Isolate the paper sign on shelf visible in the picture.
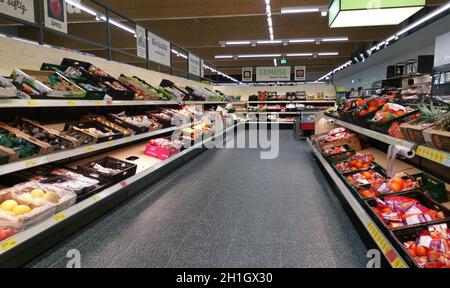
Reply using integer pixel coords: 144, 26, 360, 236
136, 25, 147, 59
44, 0, 68, 33
0, 0, 35, 23
188, 53, 201, 76
147, 31, 171, 67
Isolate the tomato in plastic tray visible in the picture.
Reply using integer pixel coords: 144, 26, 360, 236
391, 220, 450, 268
76, 157, 137, 184
342, 165, 387, 189
366, 191, 450, 230
333, 153, 375, 172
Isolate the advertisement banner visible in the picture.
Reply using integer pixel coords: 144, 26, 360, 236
147, 31, 171, 67
188, 53, 201, 76
136, 25, 147, 59
44, 0, 67, 33
256, 67, 291, 82
294, 66, 306, 81
0, 0, 35, 23
242, 67, 253, 82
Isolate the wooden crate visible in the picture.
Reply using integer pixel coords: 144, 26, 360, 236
20, 118, 80, 149
422, 123, 450, 153
0, 122, 53, 155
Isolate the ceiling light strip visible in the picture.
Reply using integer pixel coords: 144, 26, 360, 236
265, 0, 274, 40
315, 2, 450, 83
220, 37, 348, 46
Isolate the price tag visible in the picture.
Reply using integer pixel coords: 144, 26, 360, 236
27, 100, 37, 107
366, 222, 392, 254
53, 213, 66, 222
0, 238, 17, 251
416, 146, 448, 165
94, 100, 103, 106
25, 159, 38, 168
67, 100, 76, 106
86, 145, 95, 152
106, 141, 113, 147
92, 195, 102, 203
391, 258, 407, 268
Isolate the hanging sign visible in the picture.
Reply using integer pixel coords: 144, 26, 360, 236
0, 0, 35, 23
294, 66, 306, 81
44, 0, 67, 33
136, 25, 147, 59
188, 53, 201, 76
256, 66, 291, 82
147, 31, 171, 67
242, 67, 253, 82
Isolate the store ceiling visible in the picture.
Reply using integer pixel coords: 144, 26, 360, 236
9, 0, 447, 76
102, 0, 446, 75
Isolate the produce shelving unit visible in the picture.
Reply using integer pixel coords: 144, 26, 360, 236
0, 122, 240, 267
307, 138, 409, 268
0, 99, 243, 108
0, 124, 192, 176
329, 118, 450, 168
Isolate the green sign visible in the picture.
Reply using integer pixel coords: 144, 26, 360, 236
281, 58, 287, 65
256, 67, 291, 82
329, 0, 425, 27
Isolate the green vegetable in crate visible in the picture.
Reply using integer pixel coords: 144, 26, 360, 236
417, 103, 447, 124
0, 132, 38, 158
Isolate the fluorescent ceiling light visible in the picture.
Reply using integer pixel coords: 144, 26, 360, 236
321, 37, 348, 42
238, 54, 281, 58
321, 11, 328, 17
286, 53, 313, 57
273, 58, 277, 67
289, 39, 315, 43
281, 7, 320, 14
100, 16, 136, 34
318, 52, 339, 56
257, 40, 282, 44
397, 2, 450, 36
215, 55, 233, 59
225, 41, 251, 45
65, 0, 97, 16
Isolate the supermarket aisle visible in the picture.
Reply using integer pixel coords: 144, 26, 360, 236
30, 128, 368, 268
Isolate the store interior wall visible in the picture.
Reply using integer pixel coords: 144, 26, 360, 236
333, 14, 450, 90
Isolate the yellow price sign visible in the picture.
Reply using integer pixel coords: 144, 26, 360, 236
366, 222, 392, 254
86, 145, 95, 152
0, 238, 17, 251
417, 146, 448, 165
53, 213, 66, 222
94, 100, 103, 106
391, 258, 407, 268
25, 159, 38, 168
27, 100, 38, 107
92, 195, 102, 203
67, 100, 76, 106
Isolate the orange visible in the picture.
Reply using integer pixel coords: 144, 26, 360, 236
391, 177, 404, 186
416, 246, 428, 257
355, 160, 364, 169
390, 183, 402, 193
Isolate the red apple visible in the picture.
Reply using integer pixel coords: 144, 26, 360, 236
0, 228, 14, 241
49, 0, 62, 18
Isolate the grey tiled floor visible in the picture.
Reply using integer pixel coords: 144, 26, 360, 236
29, 129, 368, 268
